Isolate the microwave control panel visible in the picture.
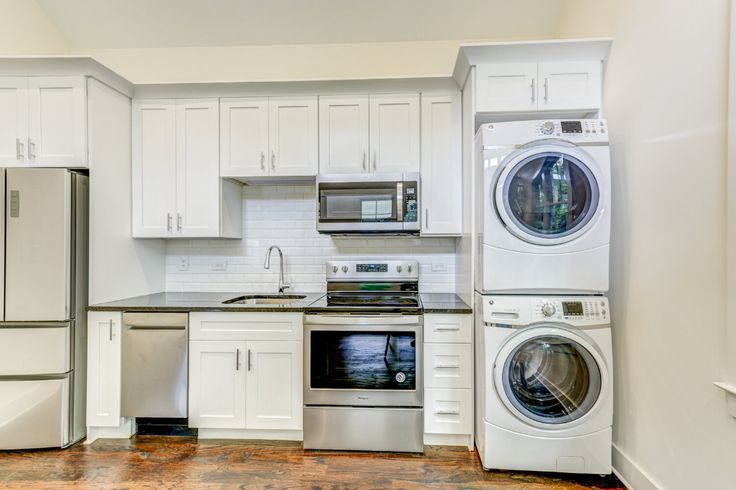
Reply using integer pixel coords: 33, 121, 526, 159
404, 184, 418, 222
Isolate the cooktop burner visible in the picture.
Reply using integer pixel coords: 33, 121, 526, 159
326, 293, 420, 308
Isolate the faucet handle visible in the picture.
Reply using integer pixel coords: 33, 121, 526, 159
279, 282, 292, 294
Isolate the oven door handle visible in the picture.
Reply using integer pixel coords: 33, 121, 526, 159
304, 315, 422, 326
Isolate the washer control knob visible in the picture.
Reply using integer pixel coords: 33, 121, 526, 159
332, 266, 338, 273
541, 302, 556, 317
342, 266, 348, 273
541, 121, 555, 135
397, 265, 403, 273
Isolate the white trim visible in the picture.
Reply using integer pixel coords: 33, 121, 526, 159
612, 443, 663, 490
85, 418, 136, 444
197, 428, 303, 441
423, 433, 473, 450
725, 0, 736, 420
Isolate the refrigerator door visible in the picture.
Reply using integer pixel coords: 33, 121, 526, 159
5, 168, 71, 322
0, 376, 70, 450
0, 170, 4, 322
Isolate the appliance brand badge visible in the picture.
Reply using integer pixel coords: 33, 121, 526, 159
395, 372, 406, 383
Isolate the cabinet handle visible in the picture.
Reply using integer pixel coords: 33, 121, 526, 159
531, 79, 536, 104
167, 213, 172, 232
247, 349, 253, 371
435, 409, 460, 415
425, 208, 429, 230
236, 348, 241, 371
362, 151, 367, 171
177, 213, 182, 232
435, 326, 460, 332
109, 319, 114, 341
27, 138, 35, 160
434, 363, 461, 369
260, 151, 265, 171
15, 138, 24, 161
372, 151, 377, 171
271, 151, 276, 171
544, 78, 549, 104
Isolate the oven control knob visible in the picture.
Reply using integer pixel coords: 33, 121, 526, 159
407, 265, 413, 273
541, 121, 555, 135
541, 302, 556, 317
332, 266, 338, 273
342, 266, 348, 273
397, 265, 403, 273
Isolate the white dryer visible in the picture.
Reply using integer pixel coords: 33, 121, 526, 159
475, 119, 611, 294
474, 294, 612, 475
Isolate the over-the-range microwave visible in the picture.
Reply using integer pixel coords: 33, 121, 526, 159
316, 173, 420, 235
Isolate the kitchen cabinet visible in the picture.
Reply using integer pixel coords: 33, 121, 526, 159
133, 98, 242, 238
220, 96, 318, 178
423, 314, 473, 449
188, 312, 303, 435
319, 94, 419, 174
87, 311, 122, 427
420, 94, 462, 236
0, 76, 86, 167
475, 61, 601, 113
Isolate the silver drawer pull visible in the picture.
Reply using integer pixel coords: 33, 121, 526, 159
434, 363, 460, 369
435, 409, 460, 415
435, 326, 460, 332
236, 348, 241, 371
15, 138, 24, 161
247, 349, 253, 371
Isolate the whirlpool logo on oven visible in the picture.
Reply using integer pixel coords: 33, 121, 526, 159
395, 372, 407, 383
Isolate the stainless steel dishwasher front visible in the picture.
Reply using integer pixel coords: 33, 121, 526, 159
121, 312, 188, 418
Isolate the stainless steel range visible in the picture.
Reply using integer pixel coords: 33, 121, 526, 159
304, 260, 423, 453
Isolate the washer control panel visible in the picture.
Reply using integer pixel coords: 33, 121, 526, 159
483, 295, 609, 327
534, 298, 608, 323
533, 119, 607, 140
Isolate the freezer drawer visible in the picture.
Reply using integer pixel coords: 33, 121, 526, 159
121, 313, 188, 418
0, 377, 70, 449
0, 324, 71, 375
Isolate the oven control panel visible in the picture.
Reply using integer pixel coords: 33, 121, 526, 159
326, 260, 419, 281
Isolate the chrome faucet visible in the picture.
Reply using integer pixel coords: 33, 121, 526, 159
263, 245, 291, 294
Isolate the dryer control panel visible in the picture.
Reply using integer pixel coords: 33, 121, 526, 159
533, 119, 607, 139
482, 295, 609, 328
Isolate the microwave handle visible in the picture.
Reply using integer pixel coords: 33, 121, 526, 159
396, 182, 404, 222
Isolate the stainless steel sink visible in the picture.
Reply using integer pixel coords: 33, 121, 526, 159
223, 294, 307, 305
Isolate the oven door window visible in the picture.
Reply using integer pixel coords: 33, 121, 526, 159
310, 331, 416, 390
319, 185, 398, 222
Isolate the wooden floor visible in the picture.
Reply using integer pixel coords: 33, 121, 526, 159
0, 436, 625, 489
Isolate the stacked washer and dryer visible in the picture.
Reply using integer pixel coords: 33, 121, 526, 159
473, 119, 613, 475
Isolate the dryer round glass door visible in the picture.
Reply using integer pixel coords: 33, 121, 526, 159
500, 334, 602, 425
497, 150, 600, 245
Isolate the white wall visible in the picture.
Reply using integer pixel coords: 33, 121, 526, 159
166, 184, 457, 293
602, 1, 736, 488
0, 0, 68, 54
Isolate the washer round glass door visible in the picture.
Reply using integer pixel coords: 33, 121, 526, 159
496, 147, 600, 245
496, 329, 603, 426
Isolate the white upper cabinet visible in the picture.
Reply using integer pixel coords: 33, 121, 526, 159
0, 78, 28, 166
219, 96, 318, 178
420, 94, 462, 236
475, 63, 538, 113
369, 94, 420, 173
133, 98, 241, 239
220, 98, 269, 177
269, 97, 318, 177
0, 76, 86, 168
318, 95, 369, 174
475, 61, 602, 113
537, 61, 602, 111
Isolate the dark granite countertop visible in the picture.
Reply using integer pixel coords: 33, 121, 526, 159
88, 292, 324, 313
420, 293, 472, 314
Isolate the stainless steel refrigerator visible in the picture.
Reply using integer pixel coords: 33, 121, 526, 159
0, 168, 88, 449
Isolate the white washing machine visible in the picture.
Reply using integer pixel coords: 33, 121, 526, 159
474, 294, 612, 475
475, 119, 611, 294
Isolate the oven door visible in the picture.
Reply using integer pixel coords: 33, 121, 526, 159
304, 315, 423, 408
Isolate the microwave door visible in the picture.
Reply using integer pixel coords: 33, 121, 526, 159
319, 186, 398, 222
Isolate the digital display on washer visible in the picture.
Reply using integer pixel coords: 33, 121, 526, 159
562, 301, 584, 316
357, 263, 388, 273
561, 121, 583, 134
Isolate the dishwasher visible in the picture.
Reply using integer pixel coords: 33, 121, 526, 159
121, 312, 188, 418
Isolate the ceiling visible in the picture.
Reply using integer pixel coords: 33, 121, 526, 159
36, 0, 564, 49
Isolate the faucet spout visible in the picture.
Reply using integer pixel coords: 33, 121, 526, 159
263, 245, 290, 294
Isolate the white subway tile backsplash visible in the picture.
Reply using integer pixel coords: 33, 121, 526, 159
165, 184, 457, 293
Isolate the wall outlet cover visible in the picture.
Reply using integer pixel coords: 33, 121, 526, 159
212, 258, 228, 271
178, 257, 189, 271
431, 262, 447, 272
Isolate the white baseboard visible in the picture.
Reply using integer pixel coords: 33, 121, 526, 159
86, 418, 136, 444
423, 433, 474, 450
612, 443, 662, 490
197, 428, 303, 441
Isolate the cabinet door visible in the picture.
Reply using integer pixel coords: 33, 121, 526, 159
132, 100, 177, 237
538, 61, 602, 111
318, 95, 369, 174
189, 340, 247, 429
245, 341, 302, 431
269, 97, 318, 177
369, 94, 420, 173
420, 94, 462, 236
0, 78, 28, 166
475, 63, 538, 113
27, 77, 87, 167
87, 312, 122, 427
220, 98, 269, 177
176, 99, 220, 237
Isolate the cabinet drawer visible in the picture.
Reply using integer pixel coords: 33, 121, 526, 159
190, 312, 303, 341
0, 325, 70, 375
424, 388, 472, 435
424, 343, 472, 389
424, 314, 471, 344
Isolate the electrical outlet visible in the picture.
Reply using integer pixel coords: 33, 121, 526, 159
212, 258, 227, 271
178, 257, 189, 271
431, 262, 447, 272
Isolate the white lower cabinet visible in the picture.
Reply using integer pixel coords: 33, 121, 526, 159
86, 311, 122, 427
188, 312, 303, 436
423, 314, 473, 449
